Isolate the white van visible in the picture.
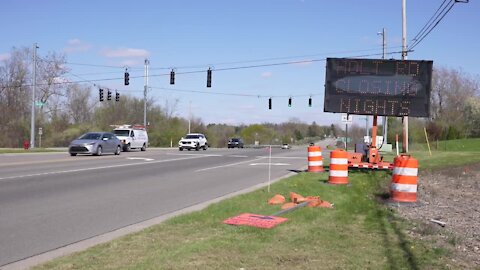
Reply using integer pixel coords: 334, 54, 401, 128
112, 125, 148, 152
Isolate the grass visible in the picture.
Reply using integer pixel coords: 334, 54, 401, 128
29, 138, 480, 269
35, 172, 453, 270
0, 148, 62, 154
410, 138, 480, 152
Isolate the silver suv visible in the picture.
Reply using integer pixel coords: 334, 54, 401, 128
178, 133, 208, 151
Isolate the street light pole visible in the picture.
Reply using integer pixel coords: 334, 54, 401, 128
188, 100, 191, 133
378, 28, 388, 145
30, 43, 38, 149
144, 58, 149, 127
402, 0, 409, 152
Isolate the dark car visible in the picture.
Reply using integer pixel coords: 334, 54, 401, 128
227, 138, 244, 148
68, 132, 122, 156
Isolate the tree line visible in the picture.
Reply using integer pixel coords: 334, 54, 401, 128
1, 46, 479, 148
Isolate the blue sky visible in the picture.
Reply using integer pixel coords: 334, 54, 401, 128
1, 0, 478, 127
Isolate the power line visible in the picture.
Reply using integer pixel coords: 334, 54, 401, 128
3, 50, 404, 89
410, 0, 450, 43
409, 0, 468, 50
150, 86, 321, 99
40, 46, 403, 72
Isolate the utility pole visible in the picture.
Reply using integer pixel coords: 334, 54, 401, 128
188, 100, 191, 133
402, 0, 408, 152
30, 43, 38, 149
144, 58, 149, 128
378, 28, 388, 145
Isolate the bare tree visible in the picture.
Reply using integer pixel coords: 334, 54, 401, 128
0, 47, 32, 146
65, 84, 94, 124
431, 67, 479, 127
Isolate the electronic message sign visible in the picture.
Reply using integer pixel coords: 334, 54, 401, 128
324, 58, 433, 117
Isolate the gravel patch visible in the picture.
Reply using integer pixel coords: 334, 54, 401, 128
391, 164, 480, 269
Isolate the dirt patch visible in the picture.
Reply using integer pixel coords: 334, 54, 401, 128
391, 163, 480, 269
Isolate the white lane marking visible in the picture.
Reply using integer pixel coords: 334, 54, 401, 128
166, 153, 223, 157
0, 156, 204, 181
127, 157, 154, 161
250, 163, 290, 166
196, 157, 266, 172
228, 155, 248, 158
255, 156, 305, 160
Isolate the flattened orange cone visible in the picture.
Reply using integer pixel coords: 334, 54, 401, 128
305, 196, 321, 207
281, 202, 297, 210
268, 194, 286, 205
290, 192, 307, 203
318, 200, 334, 208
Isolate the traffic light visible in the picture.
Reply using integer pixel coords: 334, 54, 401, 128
124, 71, 129, 85
268, 98, 272, 110
99, 88, 104, 102
206, 68, 212, 88
288, 97, 292, 107
115, 91, 120, 102
170, 69, 175, 85
107, 90, 112, 101
308, 97, 312, 107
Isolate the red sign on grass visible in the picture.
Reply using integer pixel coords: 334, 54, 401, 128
223, 213, 288, 229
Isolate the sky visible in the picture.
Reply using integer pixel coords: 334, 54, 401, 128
1, 0, 478, 127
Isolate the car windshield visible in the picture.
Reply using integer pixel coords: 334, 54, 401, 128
79, 133, 102, 140
185, 135, 200, 139
114, 130, 129, 136
231, 138, 240, 142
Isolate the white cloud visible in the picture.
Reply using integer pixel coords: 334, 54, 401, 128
119, 59, 143, 67
261, 71, 273, 78
64, 38, 92, 53
101, 47, 150, 58
0, 53, 10, 61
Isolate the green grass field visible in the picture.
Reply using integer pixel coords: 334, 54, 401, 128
28, 138, 480, 269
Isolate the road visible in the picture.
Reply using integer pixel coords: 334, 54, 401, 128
0, 143, 332, 268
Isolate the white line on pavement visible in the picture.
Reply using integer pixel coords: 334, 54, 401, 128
195, 157, 266, 172
0, 156, 203, 181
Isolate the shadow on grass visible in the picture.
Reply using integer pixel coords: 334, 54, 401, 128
288, 169, 306, 173
375, 193, 420, 270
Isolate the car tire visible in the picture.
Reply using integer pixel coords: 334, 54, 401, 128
95, 146, 103, 156
179, 148, 183, 151
195, 145, 200, 151
141, 144, 146, 151
115, 146, 121, 155
124, 144, 131, 152
70, 153, 77, 156
203, 144, 208, 150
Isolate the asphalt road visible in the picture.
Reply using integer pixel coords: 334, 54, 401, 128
0, 143, 332, 268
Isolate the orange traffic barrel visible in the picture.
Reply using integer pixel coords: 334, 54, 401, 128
308, 145, 324, 172
390, 155, 418, 202
328, 149, 349, 184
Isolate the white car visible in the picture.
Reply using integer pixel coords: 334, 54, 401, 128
179, 133, 208, 151
112, 125, 148, 152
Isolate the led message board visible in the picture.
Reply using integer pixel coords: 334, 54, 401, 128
324, 58, 433, 117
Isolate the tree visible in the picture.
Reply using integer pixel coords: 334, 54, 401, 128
240, 124, 274, 145
464, 97, 480, 137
